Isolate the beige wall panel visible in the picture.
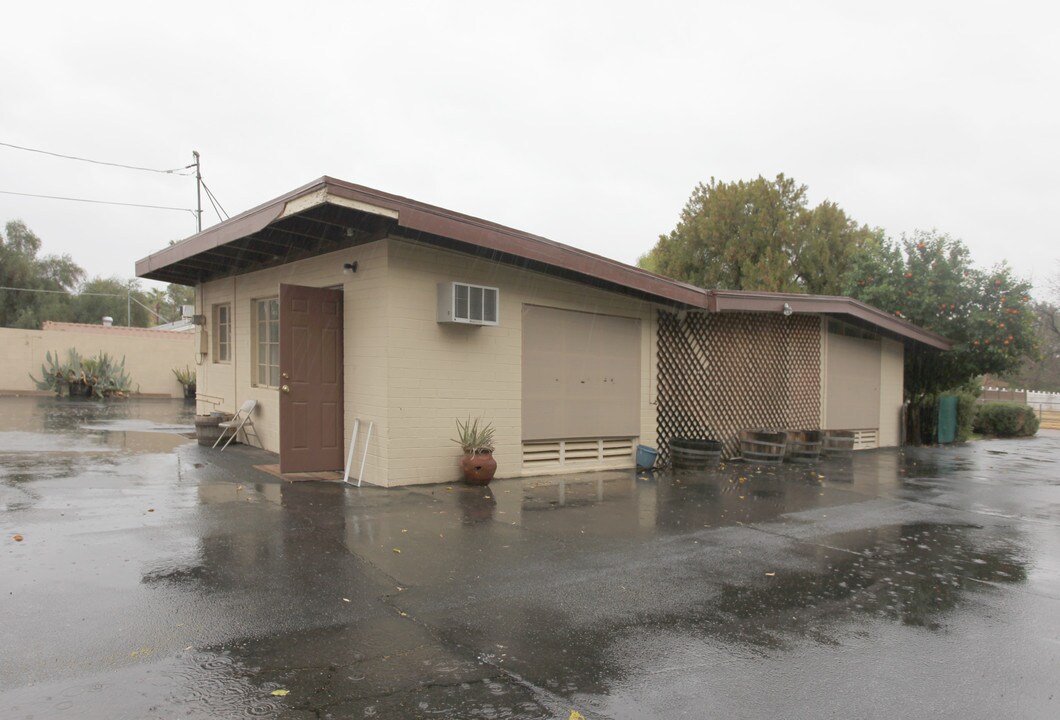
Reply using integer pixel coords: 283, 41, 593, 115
198, 277, 239, 415
0, 325, 194, 397
824, 332, 882, 429
878, 338, 904, 447
384, 240, 661, 487
522, 305, 641, 440
196, 241, 390, 482
193, 236, 660, 487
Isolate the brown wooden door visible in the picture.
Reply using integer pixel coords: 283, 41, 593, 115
279, 284, 344, 473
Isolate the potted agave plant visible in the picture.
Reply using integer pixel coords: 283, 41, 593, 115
173, 365, 196, 400
453, 416, 497, 485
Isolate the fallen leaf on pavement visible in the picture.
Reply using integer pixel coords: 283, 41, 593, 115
270, 689, 289, 697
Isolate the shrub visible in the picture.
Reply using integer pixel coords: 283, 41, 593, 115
30, 349, 133, 399
173, 366, 196, 386
955, 392, 978, 442
452, 416, 495, 454
914, 391, 978, 444
973, 402, 1039, 437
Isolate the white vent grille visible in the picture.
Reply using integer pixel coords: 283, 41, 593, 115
437, 282, 499, 325
852, 429, 879, 450
522, 438, 635, 471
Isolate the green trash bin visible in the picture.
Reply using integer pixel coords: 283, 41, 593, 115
938, 395, 958, 444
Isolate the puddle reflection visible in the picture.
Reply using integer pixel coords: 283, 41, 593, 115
716, 522, 1027, 633
0, 396, 195, 454
431, 520, 1030, 704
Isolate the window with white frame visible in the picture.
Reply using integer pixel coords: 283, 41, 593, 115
254, 298, 280, 387
213, 303, 231, 363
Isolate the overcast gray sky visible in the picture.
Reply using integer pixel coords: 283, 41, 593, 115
2, 0, 1057, 294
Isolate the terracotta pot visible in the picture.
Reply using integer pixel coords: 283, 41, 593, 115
460, 451, 497, 485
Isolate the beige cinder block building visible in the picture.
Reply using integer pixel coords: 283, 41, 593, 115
136, 177, 949, 486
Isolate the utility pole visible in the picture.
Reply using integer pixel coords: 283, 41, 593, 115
193, 150, 202, 233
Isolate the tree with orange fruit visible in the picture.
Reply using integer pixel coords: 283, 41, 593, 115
844, 230, 1038, 440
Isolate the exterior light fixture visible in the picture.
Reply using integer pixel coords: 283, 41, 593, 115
343, 261, 358, 274
782, 302, 793, 317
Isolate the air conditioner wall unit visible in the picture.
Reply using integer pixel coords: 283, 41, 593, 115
437, 282, 499, 325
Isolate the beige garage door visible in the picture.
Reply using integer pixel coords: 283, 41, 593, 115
825, 332, 881, 429
522, 305, 641, 441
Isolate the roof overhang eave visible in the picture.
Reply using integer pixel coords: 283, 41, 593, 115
133, 177, 950, 352
136, 177, 711, 307
706, 289, 952, 350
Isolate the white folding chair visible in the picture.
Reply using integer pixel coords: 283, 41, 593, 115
213, 399, 260, 450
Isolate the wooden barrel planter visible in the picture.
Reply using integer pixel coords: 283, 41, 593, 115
194, 413, 232, 446
785, 430, 823, 463
670, 438, 722, 470
739, 429, 787, 464
823, 430, 856, 456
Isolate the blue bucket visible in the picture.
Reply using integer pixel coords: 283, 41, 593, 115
636, 444, 658, 470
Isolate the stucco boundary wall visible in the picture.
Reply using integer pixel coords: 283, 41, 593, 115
0, 323, 196, 398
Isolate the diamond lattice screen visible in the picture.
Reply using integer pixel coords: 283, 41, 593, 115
656, 311, 822, 461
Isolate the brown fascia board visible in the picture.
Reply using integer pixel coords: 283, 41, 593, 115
706, 289, 952, 350
134, 177, 948, 350
320, 180, 709, 308
136, 176, 709, 307
134, 177, 329, 279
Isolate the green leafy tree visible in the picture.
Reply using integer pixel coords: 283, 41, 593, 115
1002, 263, 1060, 391
144, 287, 168, 325
68, 277, 152, 327
0, 220, 83, 328
136, 283, 193, 326
640, 175, 880, 295
165, 283, 194, 321
844, 230, 1038, 438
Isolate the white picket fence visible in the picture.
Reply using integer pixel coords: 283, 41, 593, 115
981, 387, 1060, 414
1028, 391, 1060, 413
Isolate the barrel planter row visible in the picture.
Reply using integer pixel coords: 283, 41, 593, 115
739, 429, 852, 464
822, 430, 856, 456
739, 429, 789, 464
670, 438, 723, 470
666, 430, 855, 468
786, 430, 824, 464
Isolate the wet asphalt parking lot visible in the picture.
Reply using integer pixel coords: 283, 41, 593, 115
1, 396, 1058, 719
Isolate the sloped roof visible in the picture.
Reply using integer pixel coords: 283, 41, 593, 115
135, 177, 950, 350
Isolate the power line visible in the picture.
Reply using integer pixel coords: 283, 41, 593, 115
0, 285, 173, 323
201, 179, 229, 222
0, 141, 193, 175
0, 189, 197, 215
0, 285, 117, 296
2, 143, 228, 230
